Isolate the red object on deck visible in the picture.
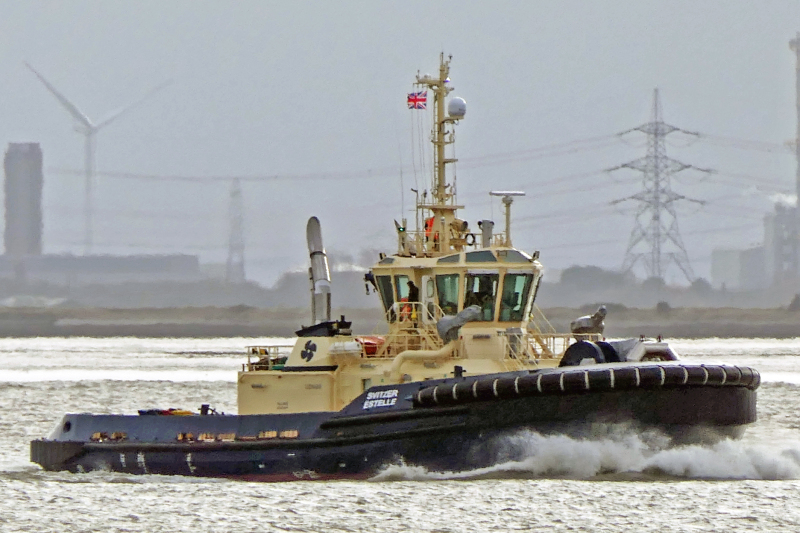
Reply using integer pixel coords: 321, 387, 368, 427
355, 336, 385, 355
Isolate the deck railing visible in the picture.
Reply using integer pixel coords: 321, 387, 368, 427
525, 332, 601, 359
380, 300, 444, 327
396, 229, 507, 256
369, 301, 446, 357
241, 315, 598, 370
243, 344, 295, 371
529, 304, 557, 335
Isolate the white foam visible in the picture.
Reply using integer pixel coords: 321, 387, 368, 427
371, 430, 800, 481
644, 440, 800, 479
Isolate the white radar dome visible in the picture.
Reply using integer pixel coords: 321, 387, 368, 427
448, 97, 466, 118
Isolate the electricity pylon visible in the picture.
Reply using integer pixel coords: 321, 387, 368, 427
607, 89, 709, 283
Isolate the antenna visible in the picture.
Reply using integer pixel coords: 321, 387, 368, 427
225, 178, 246, 284
490, 191, 524, 247
607, 89, 708, 283
25, 62, 170, 254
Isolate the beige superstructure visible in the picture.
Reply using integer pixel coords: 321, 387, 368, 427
238, 54, 595, 415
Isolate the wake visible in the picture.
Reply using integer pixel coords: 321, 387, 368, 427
371, 428, 800, 482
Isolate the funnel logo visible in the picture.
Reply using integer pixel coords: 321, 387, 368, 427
301, 340, 317, 362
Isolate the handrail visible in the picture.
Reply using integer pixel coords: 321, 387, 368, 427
529, 304, 556, 335
368, 302, 446, 358
243, 344, 295, 371
376, 301, 445, 329
396, 229, 482, 256
240, 327, 598, 371
396, 229, 514, 256
525, 332, 601, 360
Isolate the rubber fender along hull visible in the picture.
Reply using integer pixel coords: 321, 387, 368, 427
414, 363, 759, 408
31, 369, 758, 480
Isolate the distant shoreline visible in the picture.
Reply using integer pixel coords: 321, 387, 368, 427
0, 306, 796, 339
541, 307, 800, 340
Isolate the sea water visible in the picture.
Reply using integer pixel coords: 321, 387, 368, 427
1, 337, 800, 532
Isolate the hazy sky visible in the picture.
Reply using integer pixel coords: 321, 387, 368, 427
1, 1, 799, 286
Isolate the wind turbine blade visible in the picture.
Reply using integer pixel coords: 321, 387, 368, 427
94, 79, 172, 131
25, 62, 93, 129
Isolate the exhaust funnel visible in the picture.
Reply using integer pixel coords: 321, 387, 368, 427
306, 217, 331, 324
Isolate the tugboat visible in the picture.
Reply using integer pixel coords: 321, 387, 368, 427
31, 55, 759, 481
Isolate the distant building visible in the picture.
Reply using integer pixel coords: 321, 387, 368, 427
763, 204, 798, 286
0, 254, 202, 285
4, 143, 43, 257
711, 247, 766, 291
1, 142, 208, 287
710, 201, 800, 291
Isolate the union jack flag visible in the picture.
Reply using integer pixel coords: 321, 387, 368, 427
407, 91, 427, 109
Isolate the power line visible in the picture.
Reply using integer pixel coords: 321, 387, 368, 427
43, 205, 220, 222
694, 134, 794, 155
538, 222, 758, 255
46, 167, 390, 183
50, 241, 223, 250
698, 170, 792, 191
457, 136, 620, 168
43, 134, 625, 184
699, 204, 769, 221
516, 209, 628, 230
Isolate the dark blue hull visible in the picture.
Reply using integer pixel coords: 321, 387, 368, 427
31, 363, 759, 480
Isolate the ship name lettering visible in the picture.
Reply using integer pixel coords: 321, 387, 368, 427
362, 389, 399, 409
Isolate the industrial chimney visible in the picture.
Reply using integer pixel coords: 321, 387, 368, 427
4, 143, 43, 257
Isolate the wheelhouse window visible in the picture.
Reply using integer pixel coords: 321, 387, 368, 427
435, 274, 459, 316
437, 254, 461, 264
376, 275, 395, 319
465, 250, 497, 263
499, 273, 534, 322
394, 275, 410, 301
464, 273, 499, 321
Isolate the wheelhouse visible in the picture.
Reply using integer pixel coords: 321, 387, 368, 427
370, 248, 543, 327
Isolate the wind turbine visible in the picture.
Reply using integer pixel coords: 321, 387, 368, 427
25, 62, 170, 254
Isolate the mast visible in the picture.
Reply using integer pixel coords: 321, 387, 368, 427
431, 54, 451, 207
414, 53, 464, 256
